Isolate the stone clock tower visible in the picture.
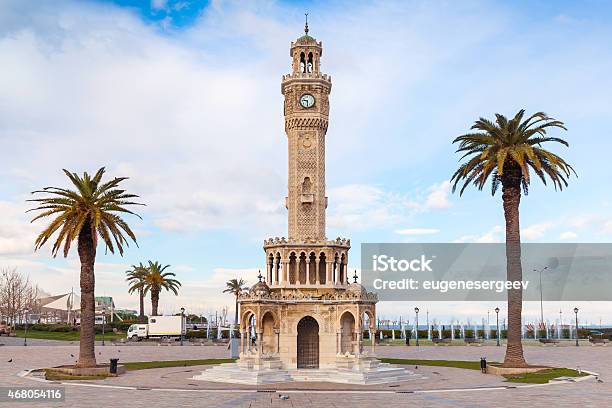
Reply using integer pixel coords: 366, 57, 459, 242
194, 24, 416, 385
281, 23, 331, 242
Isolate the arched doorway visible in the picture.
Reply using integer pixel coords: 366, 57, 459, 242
297, 316, 319, 368
261, 312, 276, 354
340, 311, 355, 353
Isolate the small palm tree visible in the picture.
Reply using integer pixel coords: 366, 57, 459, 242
223, 278, 247, 325
28, 168, 142, 368
451, 110, 575, 367
125, 263, 148, 321
142, 261, 181, 316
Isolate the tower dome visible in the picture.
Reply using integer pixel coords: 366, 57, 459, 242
249, 271, 270, 296
346, 271, 366, 296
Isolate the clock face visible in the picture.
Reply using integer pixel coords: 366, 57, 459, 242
299, 94, 315, 108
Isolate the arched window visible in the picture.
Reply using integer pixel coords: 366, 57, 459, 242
307, 52, 313, 73
299, 252, 307, 284
289, 252, 297, 284
308, 252, 316, 284
302, 177, 311, 194
318, 252, 326, 284
300, 52, 306, 73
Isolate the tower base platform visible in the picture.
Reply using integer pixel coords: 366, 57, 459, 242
192, 353, 424, 385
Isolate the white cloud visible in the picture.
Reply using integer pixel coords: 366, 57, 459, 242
0, 2, 290, 240
151, 0, 168, 11
424, 181, 452, 209
455, 225, 503, 243
327, 181, 450, 232
327, 184, 418, 231
395, 228, 439, 235
0, 201, 39, 256
521, 223, 553, 240
568, 214, 601, 228
559, 231, 577, 240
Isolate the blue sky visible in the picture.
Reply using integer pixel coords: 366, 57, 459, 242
1, 0, 611, 323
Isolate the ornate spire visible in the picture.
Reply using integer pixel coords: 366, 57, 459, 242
304, 12, 309, 35
258, 270, 263, 282
353, 270, 358, 283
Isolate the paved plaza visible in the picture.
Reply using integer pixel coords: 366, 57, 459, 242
1, 340, 610, 407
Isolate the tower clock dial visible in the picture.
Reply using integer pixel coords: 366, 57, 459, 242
299, 94, 315, 108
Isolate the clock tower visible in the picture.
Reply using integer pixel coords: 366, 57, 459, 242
195, 23, 419, 384
281, 21, 331, 241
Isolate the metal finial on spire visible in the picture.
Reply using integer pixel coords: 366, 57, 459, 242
258, 270, 263, 282
304, 12, 309, 34
353, 270, 358, 283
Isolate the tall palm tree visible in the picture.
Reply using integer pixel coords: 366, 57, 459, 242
125, 263, 148, 321
451, 110, 575, 367
28, 168, 142, 368
223, 278, 247, 325
141, 261, 181, 316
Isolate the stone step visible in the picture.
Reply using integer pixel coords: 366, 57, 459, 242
192, 363, 424, 385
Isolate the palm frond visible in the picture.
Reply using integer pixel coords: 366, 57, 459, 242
451, 110, 575, 196
28, 167, 143, 257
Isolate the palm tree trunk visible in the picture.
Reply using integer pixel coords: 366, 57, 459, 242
139, 287, 145, 321
235, 295, 239, 325
151, 289, 159, 316
501, 169, 528, 367
76, 220, 97, 368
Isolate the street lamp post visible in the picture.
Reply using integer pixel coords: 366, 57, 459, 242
101, 312, 105, 346
414, 307, 420, 346
535, 266, 548, 329
180, 307, 185, 346
574, 307, 579, 347
495, 307, 500, 346
24, 309, 29, 347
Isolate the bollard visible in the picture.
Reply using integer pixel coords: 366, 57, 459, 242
480, 357, 487, 373
110, 358, 119, 374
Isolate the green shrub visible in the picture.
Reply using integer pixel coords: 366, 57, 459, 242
19, 324, 77, 332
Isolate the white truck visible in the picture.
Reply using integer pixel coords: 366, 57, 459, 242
127, 316, 186, 341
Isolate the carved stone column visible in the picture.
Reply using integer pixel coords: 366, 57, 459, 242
275, 329, 280, 353
371, 330, 376, 354
354, 329, 361, 355
257, 330, 263, 356
282, 260, 289, 285
273, 262, 279, 285
246, 327, 251, 353
326, 261, 333, 287
240, 330, 246, 354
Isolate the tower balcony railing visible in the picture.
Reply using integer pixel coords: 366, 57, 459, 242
282, 72, 331, 82
263, 236, 350, 247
